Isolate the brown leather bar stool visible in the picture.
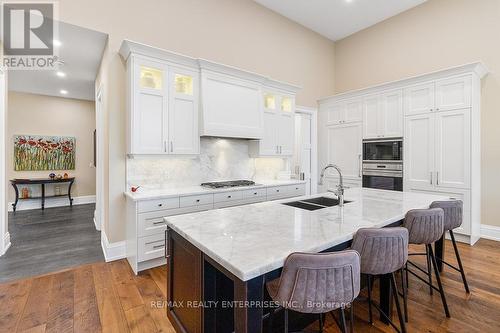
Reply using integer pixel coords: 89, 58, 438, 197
430, 200, 470, 293
351, 227, 408, 333
403, 208, 451, 319
266, 250, 360, 333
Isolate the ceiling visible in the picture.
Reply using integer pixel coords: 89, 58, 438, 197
254, 0, 427, 41
8, 21, 108, 101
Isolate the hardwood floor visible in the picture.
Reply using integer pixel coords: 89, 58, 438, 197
0, 204, 104, 283
1, 239, 499, 333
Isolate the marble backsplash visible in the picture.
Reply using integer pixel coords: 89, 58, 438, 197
127, 138, 289, 189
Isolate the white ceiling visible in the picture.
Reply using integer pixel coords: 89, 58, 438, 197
8, 21, 108, 101
254, 0, 427, 41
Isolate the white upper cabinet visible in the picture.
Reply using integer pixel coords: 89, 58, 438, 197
404, 75, 472, 115
435, 76, 471, 112
249, 91, 296, 157
363, 90, 403, 139
327, 123, 362, 179
403, 82, 435, 115
434, 108, 471, 189
200, 70, 263, 139
131, 58, 169, 154
327, 98, 362, 125
168, 67, 199, 154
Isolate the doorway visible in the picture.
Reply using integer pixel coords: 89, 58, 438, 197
293, 106, 318, 195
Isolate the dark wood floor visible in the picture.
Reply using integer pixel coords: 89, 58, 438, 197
0, 239, 499, 332
0, 204, 104, 283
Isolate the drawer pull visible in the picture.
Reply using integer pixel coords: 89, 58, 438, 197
254, 192, 258, 195
145, 240, 164, 246
227, 195, 232, 198
158, 203, 163, 207
152, 244, 165, 250
152, 221, 165, 225
196, 199, 200, 202
276, 190, 280, 192
295, 187, 299, 190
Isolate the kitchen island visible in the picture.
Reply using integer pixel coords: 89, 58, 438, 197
165, 188, 449, 333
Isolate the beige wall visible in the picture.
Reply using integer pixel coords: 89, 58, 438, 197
7, 92, 96, 202
334, 0, 500, 226
57, 0, 336, 242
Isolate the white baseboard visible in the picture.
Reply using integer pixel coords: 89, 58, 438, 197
0, 232, 11, 256
481, 224, 500, 242
101, 229, 126, 262
8, 195, 96, 212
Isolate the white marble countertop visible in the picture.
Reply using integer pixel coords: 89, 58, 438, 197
124, 179, 307, 201
165, 188, 450, 281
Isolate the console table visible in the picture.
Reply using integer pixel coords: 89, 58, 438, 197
10, 177, 75, 211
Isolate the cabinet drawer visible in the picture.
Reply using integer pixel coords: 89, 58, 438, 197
180, 194, 213, 208
286, 183, 306, 197
214, 191, 243, 203
138, 197, 179, 213
242, 188, 267, 199
138, 210, 170, 237
266, 186, 290, 199
138, 233, 166, 262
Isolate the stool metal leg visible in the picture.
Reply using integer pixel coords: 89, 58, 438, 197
428, 244, 451, 318
390, 273, 407, 333
367, 275, 373, 324
450, 230, 470, 293
319, 313, 324, 333
339, 307, 348, 333
349, 303, 354, 333
400, 268, 408, 322
426, 245, 433, 295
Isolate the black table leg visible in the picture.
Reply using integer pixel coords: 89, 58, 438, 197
234, 275, 264, 333
379, 273, 393, 324
41, 184, 45, 210
435, 234, 445, 272
68, 179, 74, 207
11, 183, 19, 212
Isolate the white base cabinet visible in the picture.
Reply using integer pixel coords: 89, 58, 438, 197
125, 182, 306, 274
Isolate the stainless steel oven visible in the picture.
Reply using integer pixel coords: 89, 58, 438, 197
362, 162, 403, 191
362, 138, 403, 191
363, 138, 403, 162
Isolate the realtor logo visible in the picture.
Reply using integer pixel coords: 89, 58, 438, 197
1, 1, 59, 69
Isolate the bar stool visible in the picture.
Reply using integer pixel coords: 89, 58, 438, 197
266, 250, 360, 333
403, 208, 450, 319
430, 200, 470, 293
351, 227, 408, 333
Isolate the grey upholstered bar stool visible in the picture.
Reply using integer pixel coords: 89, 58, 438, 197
403, 208, 450, 319
430, 200, 470, 293
351, 227, 408, 333
266, 250, 360, 333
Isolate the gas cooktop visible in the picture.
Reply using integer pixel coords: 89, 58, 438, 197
201, 180, 256, 189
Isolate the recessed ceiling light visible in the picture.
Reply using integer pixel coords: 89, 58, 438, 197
53, 39, 62, 47
60, 89, 68, 95
56, 71, 66, 77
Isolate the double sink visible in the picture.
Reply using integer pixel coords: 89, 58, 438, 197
283, 196, 352, 211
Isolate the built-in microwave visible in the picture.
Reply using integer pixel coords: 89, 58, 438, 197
363, 138, 403, 162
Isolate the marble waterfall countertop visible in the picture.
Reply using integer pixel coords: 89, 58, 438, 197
124, 179, 306, 201
165, 188, 450, 281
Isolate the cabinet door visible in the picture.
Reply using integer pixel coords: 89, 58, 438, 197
133, 60, 168, 154
403, 82, 435, 116
260, 111, 279, 155
435, 76, 471, 112
278, 112, 295, 155
344, 98, 363, 123
363, 95, 380, 139
168, 68, 199, 154
327, 103, 344, 125
380, 89, 403, 138
434, 108, 471, 189
404, 113, 434, 190
327, 123, 362, 179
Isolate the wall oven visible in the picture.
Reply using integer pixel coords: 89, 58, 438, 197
362, 138, 403, 191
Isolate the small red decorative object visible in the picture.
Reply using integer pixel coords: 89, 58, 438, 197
131, 186, 141, 193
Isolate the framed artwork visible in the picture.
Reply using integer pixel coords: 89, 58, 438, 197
14, 135, 76, 171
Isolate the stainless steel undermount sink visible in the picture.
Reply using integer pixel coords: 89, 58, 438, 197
282, 197, 352, 211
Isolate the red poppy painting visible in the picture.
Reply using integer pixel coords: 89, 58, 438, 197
14, 135, 76, 171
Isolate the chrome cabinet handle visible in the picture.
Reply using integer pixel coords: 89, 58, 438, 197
145, 240, 164, 246
153, 220, 165, 225
164, 141, 167, 152
165, 230, 169, 259
227, 195, 232, 198
152, 244, 164, 250
436, 172, 439, 185
170, 141, 173, 152
358, 154, 362, 177
430, 172, 433, 185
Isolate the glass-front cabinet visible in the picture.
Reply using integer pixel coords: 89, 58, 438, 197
129, 55, 199, 155
250, 90, 296, 157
